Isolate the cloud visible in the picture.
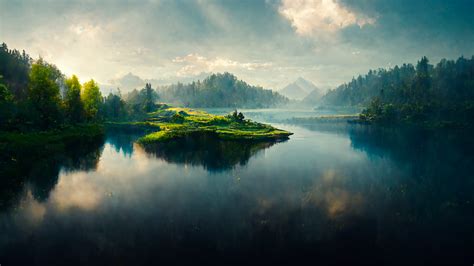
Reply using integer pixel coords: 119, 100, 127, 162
279, 0, 375, 36
172, 53, 272, 76
1, 0, 472, 89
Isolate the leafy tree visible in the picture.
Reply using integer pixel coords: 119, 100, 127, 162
81, 79, 103, 121
64, 75, 84, 123
124, 84, 159, 117
103, 91, 127, 120
28, 58, 62, 129
0, 76, 14, 128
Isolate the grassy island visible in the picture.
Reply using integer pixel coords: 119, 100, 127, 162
109, 106, 292, 144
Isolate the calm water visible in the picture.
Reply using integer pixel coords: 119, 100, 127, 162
1, 110, 473, 265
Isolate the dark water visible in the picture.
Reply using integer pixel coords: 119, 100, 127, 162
1, 112, 474, 265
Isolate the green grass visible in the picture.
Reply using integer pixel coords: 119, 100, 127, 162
131, 107, 292, 144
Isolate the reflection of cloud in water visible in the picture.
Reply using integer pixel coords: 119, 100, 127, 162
50, 172, 104, 211
303, 169, 364, 218
18, 191, 47, 225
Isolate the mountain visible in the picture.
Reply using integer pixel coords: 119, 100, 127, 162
294, 77, 319, 92
302, 88, 323, 106
109, 72, 146, 91
103, 72, 212, 94
279, 77, 319, 100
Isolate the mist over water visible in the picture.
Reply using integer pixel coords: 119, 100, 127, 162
1, 110, 473, 265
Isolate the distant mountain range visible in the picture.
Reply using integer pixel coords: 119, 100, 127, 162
279, 77, 322, 102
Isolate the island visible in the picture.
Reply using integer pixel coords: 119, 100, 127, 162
108, 105, 293, 145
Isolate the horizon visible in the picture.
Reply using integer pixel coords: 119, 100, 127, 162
1, 0, 473, 91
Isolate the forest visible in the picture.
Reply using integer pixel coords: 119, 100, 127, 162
0, 42, 172, 132
157, 72, 288, 108
319, 56, 474, 126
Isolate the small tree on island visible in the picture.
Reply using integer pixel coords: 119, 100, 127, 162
230, 109, 245, 122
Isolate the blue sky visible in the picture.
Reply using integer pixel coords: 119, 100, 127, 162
1, 0, 473, 91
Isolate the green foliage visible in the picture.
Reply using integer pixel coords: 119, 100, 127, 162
28, 58, 63, 129
134, 106, 292, 144
0, 80, 12, 102
103, 91, 127, 121
64, 75, 84, 123
227, 110, 245, 122
158, 72, 288, 108
0, 77, 14, 128
0, 43, 31, 101
123, 83, 159, 118
81, 79, 103, 121
320, 55, 474, 127
171, 113, 185, 123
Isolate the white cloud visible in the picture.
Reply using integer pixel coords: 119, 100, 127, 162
279, 0, 375, 36
172, 53, 272, 76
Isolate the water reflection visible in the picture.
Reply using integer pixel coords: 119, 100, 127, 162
140, 134, 283, 171
0, 135, 104, 210
0, 122, 473, 265
105, 127, 147, 157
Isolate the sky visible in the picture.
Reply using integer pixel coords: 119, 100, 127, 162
1, 0, 473, 92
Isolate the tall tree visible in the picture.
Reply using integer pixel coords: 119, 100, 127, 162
104, 91, 126, 120
0, 75, 14, 128
412, 56, 432, 103
0, 42, 31, 101
64, 75, 84, 123
81, 79, 102, 121
28, 58, 62, 129
144, 83, 155, 112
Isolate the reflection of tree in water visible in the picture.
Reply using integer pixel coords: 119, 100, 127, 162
141, 133, 283, 172
105, 127, 149, 157
348, 126, 474, 259
0, 135, 105, 209
349, 126, 474, 172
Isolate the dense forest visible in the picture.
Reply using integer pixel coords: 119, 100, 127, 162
158, 72, 288, 108
0, 43, 161, 131
320, 56, 474, 126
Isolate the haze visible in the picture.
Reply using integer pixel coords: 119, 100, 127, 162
2, 0, 473, 91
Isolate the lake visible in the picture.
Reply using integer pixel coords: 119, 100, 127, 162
1, 109, 473, 265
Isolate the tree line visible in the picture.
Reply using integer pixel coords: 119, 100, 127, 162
320, 56, 474, 126
0, 43, 159, 131
158, 72, 288, 108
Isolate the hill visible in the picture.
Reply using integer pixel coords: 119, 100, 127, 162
158, 72, 288, 108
